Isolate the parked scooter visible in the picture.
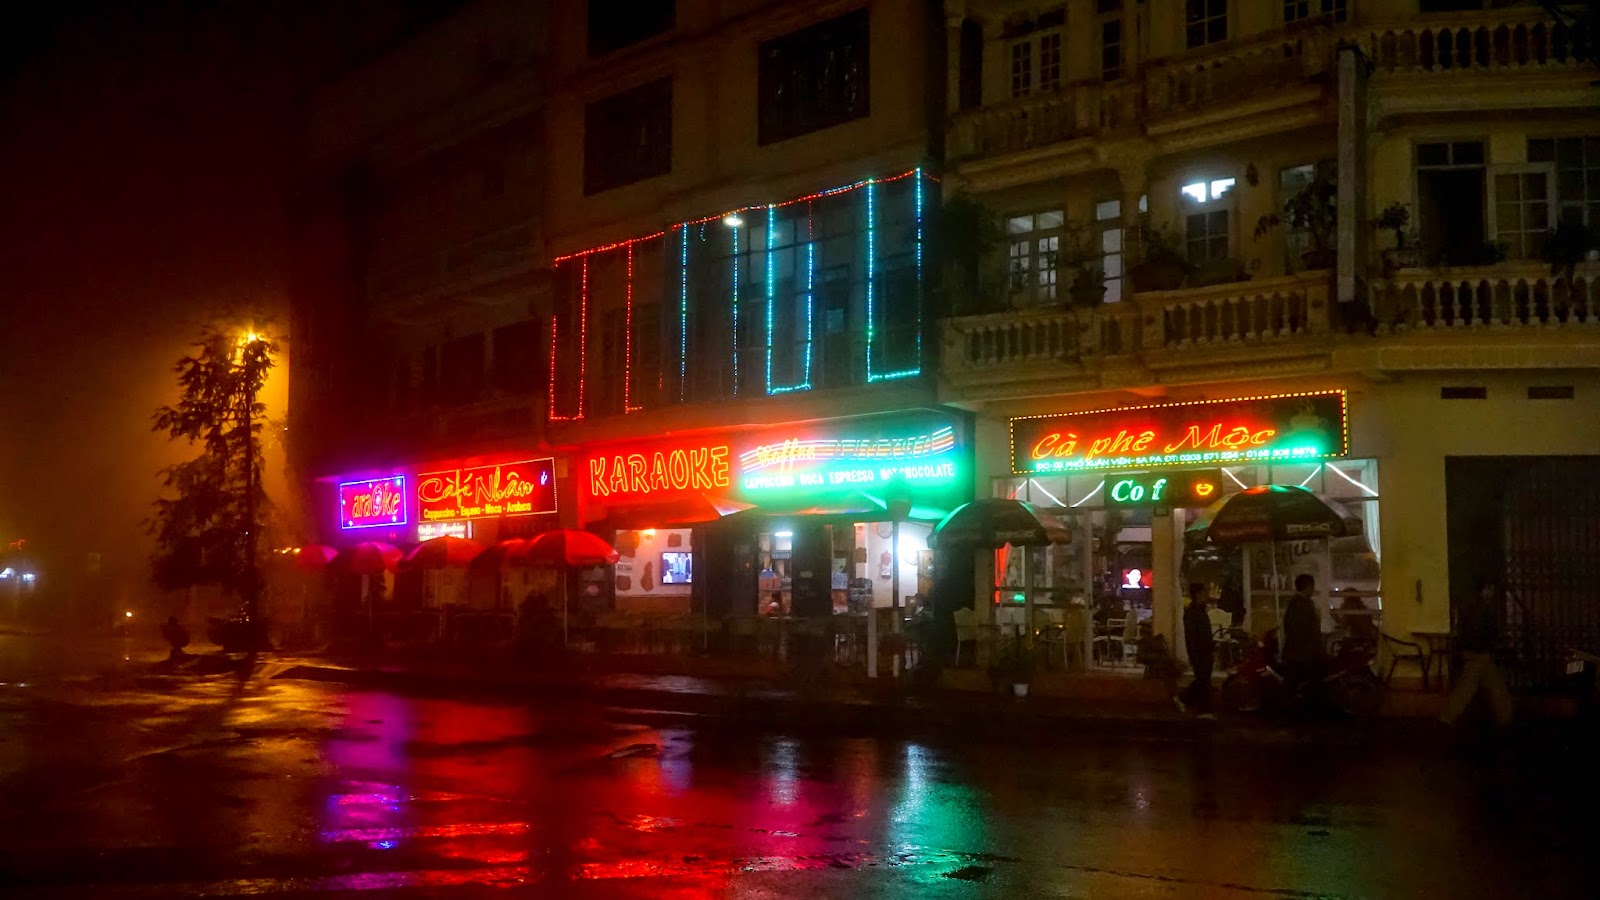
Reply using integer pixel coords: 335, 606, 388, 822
1221, 628, 1384, 718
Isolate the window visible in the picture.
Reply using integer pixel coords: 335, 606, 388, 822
1491, 166, 1554, 260
958, 19, 983, 110
1008, 210, 1064, 304
1276, 161, 1334, 270
1416, 141, 1487, 264
1528, 137, 1600, 227
588, 0, 675, 57
1098, 0, 1124, 81
1007, 10, 1066, 99
1186, 0, 1227, 50
1180, 177, 1235, 265
1284, 0, 1346, 24
440, 334, 486, 401
490, 320, 541, 394
1095, 199, 1124, 303
584, 78, 673, 195
758, 9, 869, 145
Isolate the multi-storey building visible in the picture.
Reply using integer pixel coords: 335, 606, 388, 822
939, 0, 1600, 686
292, 1, 957, 630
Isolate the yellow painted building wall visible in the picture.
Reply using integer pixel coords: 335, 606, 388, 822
543, 0, 934, 256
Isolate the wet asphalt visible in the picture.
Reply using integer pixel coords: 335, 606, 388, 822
0, 633, 1597, 898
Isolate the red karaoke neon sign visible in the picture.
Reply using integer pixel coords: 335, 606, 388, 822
416, 458, 557, 522
340, 476, 407, 530
586, 444, 733, 499
1010, 391, 1348, 473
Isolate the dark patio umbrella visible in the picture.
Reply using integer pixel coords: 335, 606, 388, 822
1186, 485, 1360, 544
930, 498, 1072, 549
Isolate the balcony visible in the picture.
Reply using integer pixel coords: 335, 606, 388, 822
1365, 16, 1594, 74
940, 265, 1600, 401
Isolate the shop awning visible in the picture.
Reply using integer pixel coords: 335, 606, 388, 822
591, 492, 751, 531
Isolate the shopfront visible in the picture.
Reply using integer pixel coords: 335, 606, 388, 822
996, 390, 1380, 665
326, 456, 560, 613
576, 409, 972, 620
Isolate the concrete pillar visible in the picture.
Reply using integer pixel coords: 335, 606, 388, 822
974, 548, 994, 626
1150, 510, 1185, 660
945, 7, 965, 116
1336, 43, 1368, 309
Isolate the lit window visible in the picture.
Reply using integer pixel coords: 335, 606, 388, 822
1095, 200, 1123, 303
1284, 0, 1347, 24
1008, 210, 1064, 304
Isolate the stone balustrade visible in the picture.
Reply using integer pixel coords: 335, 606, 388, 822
1369, 263, 1600, 332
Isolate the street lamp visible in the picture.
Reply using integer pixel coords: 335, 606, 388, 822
236, 328, 271, 645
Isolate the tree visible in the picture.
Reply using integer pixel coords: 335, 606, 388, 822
150, 327, 275, 637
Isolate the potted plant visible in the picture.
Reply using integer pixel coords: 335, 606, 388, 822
993, 627, 1033, 699
1255, 169, 1337, 270
1060, 219, 1108, 307
1127, 215, 1192, 291
1373, 201, 1421, 272
939, 192, 1006, 315
1543, 219, 1599, 283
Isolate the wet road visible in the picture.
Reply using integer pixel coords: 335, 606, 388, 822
0, 655, 1596, 897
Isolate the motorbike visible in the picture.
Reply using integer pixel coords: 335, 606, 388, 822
1221, 628, 1384, 718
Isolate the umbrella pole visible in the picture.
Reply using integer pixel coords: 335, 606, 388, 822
1271, 541, 1282, 636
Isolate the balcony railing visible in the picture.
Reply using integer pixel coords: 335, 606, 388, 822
1366, 16, 1595, 73
1143, 32, 1336, 118
943, 264, 1600, 386
1370, 263, 1600, 332
942, 273, 1330, 374
948, 80, 1136, 161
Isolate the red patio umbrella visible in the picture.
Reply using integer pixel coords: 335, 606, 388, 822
522, 530, 619, 644
331, 542, 402, 576
401, 536, 485, 570
470, 538, 533, 569
295, 545, 339, 571
523, 529, 620, 567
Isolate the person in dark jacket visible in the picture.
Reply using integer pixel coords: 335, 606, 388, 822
1178, 583, 1216, 716
1281, 573, 1325, 694
1441, 578, 1514, 728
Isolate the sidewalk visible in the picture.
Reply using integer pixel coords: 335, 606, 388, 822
265, 649, 1444, 747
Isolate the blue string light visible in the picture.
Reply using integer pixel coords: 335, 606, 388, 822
679, 224, 689, 403
864, 179, 876, 381
765, 204, 775, 393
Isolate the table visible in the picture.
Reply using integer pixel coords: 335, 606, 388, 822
1411, 629, 1455, 691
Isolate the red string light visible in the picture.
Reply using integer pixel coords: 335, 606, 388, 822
550, 168, 936, 264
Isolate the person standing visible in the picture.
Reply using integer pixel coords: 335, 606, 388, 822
1281, 573, 1326, 700
1178, 583, 1216, 717
1441, 579, 1514, 729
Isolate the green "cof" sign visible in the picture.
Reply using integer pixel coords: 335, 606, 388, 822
1105, 469, 1222, 509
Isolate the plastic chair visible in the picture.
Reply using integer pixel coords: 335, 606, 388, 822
953, 607, 978, 667
1381, 631, 1433, 688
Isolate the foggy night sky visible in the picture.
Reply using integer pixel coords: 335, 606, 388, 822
0, 0, 461, 612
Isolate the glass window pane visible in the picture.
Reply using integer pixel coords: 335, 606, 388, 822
1324, 459, 1379, 499
1181, 182, 1207, 204
1558, 137, 1583, 166
1560, 170, 1585, 200
1417, 143, 1448, 167
1269, 462, 1325, 491
1496, 203, 1520, 232
1526, 173, 1548, 200
1529, 202, 1548, 226
1037, 210, 1065, 230
1103, 254, 1122, 277
1068, 474, 1107, 508
1007, 216, 1034, 234
1452, 142, 1484, 165
1210, 178, 1236, 199
1095, 199, 1121, 221
1101, 229, 1122, 252
1528, 138, 1555, 163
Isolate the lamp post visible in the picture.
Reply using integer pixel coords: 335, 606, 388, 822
238, 330, 268, 646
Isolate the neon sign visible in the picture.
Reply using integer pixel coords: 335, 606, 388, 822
1011, 391, 1347, 474
1106, 470, 1222, 509
739, 425, 958, 492
587, 445, 732, 498
416, 459, 557, 522
340, 476, 407, 530
417, 521, 470, 541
